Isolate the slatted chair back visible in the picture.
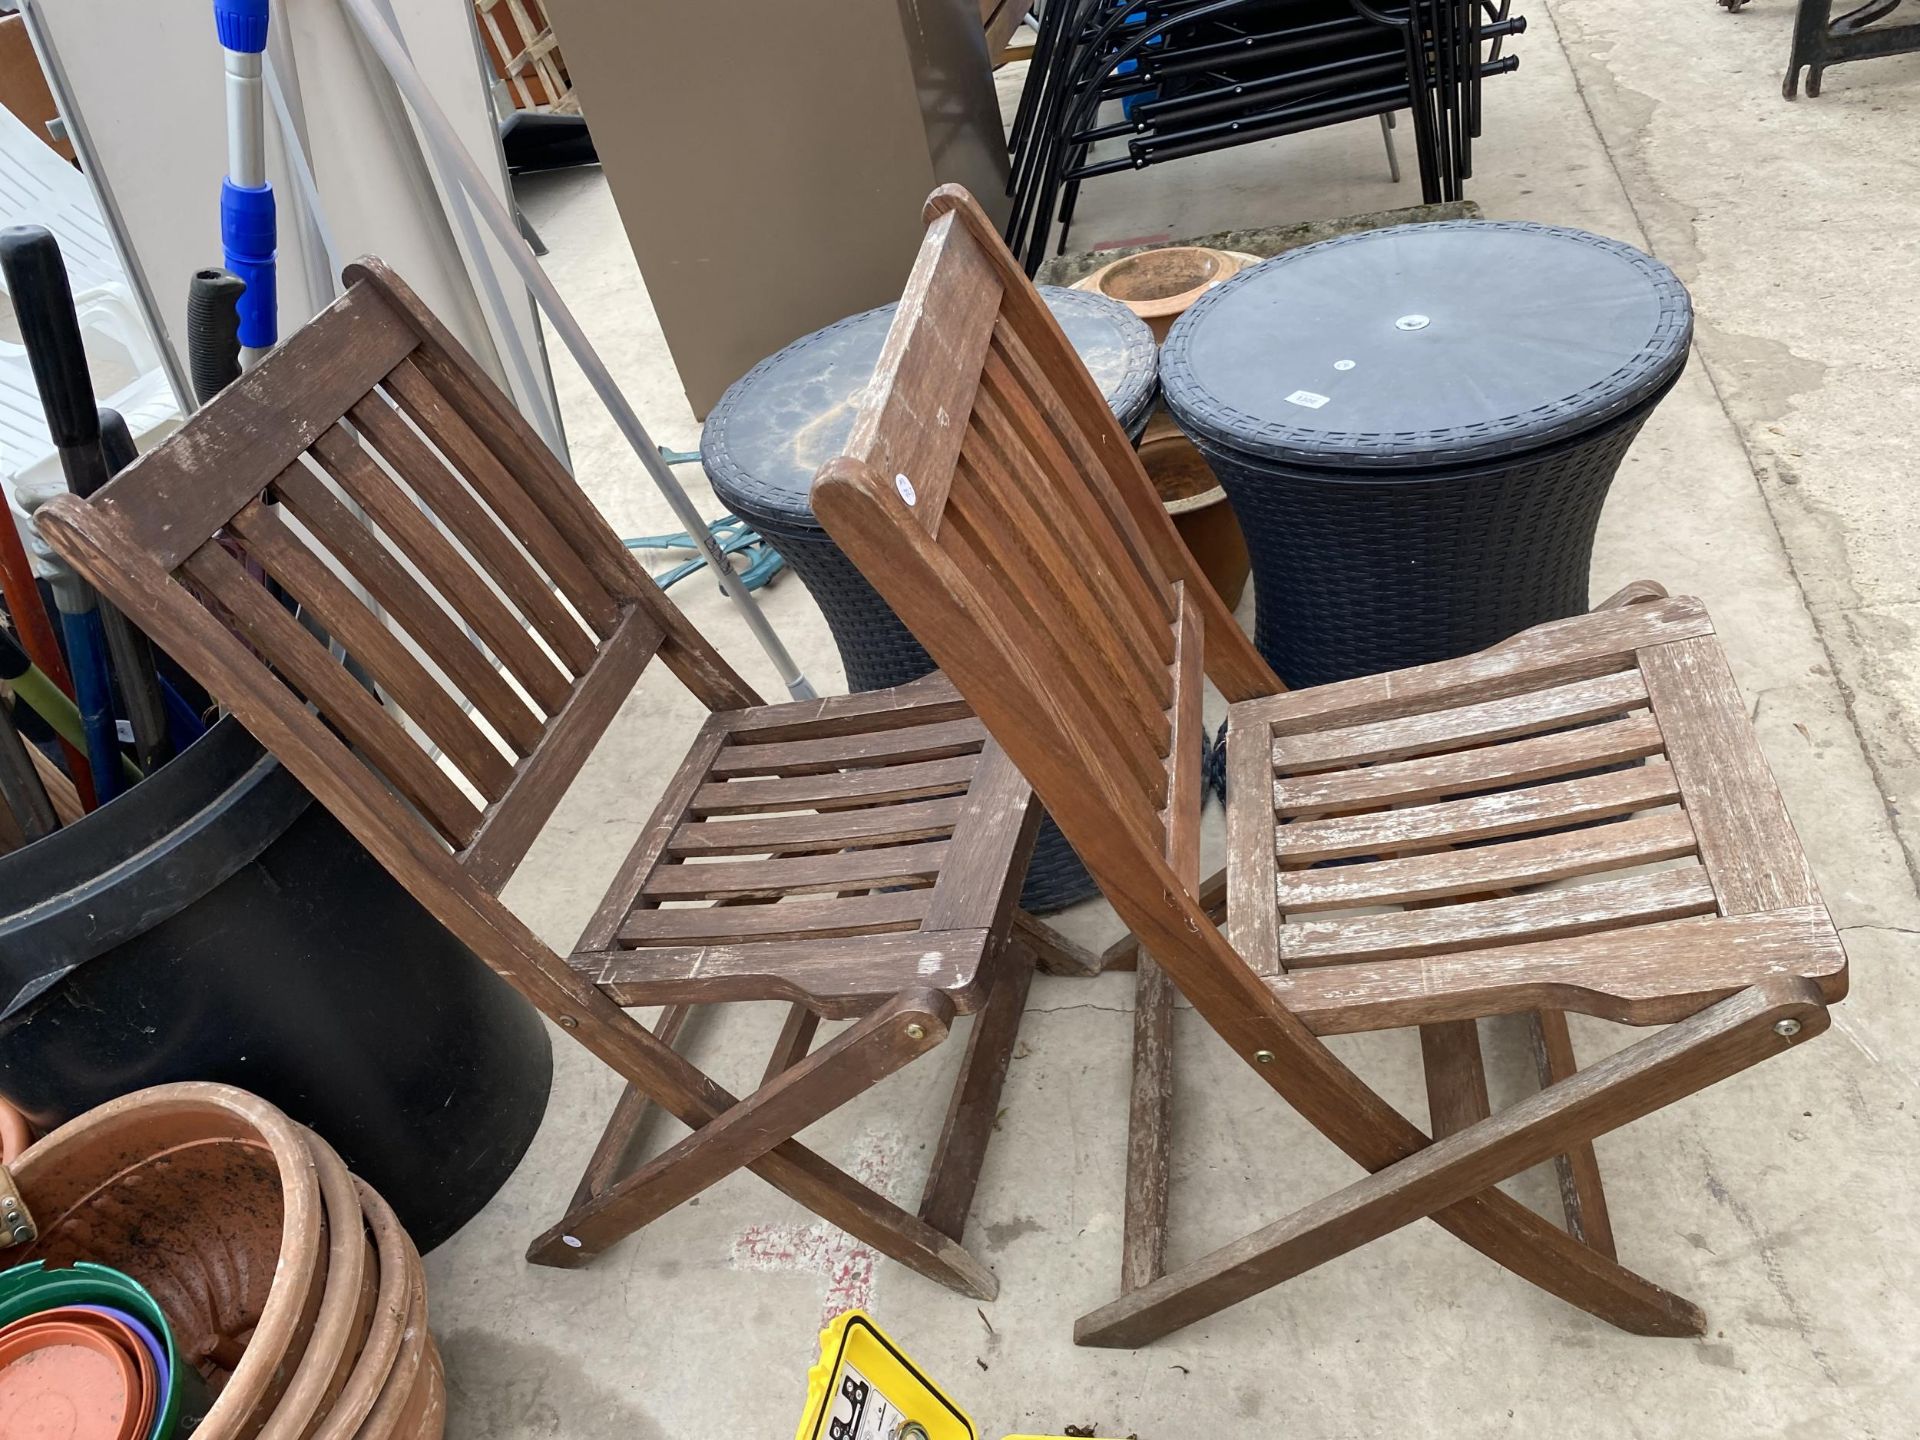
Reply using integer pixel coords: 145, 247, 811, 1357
815, 188, 1277, 917
40, 258, 760, 905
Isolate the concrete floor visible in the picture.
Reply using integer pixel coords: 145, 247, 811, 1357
425, 4, 1920, 1435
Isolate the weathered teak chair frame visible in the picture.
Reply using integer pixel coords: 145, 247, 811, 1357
37, 258, 1086, 1297
813, 186, 1849, 1346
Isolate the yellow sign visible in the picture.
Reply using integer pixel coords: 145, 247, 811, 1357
796, 1311, 976, 1440
795, 1310, 1129, 1440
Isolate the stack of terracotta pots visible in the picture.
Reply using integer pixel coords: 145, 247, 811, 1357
1, 1083, 444, 1439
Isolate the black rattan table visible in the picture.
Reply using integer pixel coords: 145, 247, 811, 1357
1162, 219, 1692, 691
704, 286, 1158, 911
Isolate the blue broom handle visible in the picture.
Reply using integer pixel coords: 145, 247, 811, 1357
217, 0, 275, 357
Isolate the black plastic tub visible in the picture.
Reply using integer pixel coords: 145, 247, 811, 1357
0, 716, 552, 1253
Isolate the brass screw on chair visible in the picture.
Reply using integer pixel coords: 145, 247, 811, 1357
1255, 1050, 1276, 1065
906, 1023, 927, 1041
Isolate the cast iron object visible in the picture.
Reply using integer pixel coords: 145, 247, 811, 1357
1782, 0, 1920, 97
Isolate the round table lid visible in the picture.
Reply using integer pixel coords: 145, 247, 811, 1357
703, 286, 1157, 528
1161, 221, 1693, 471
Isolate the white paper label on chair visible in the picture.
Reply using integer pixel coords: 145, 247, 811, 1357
1285, 390, 1331, 409
895, 473, 917, 505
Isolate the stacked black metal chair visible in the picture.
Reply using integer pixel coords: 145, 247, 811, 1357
1007, 0, 1523, 273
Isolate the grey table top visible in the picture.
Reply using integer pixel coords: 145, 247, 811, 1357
1162, 220, 1693, 472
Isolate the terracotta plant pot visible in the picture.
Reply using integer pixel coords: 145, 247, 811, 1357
7, 1083, 443, 1440
255, 1131, 377, 1440
353, 1237, 435, 1440
10, 1082, 328, 1439
0, 1097, 30, 1163
5, 1306, 161, 1439
1074, 246, 1257, 341
311, 1181, 416, 1440
1137, 411, 1251, 609
0, 1316, 142, 1440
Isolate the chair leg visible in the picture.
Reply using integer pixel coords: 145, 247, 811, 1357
1075, 978, 1826, 1348
553, 978, 1002, 1299
1527, 1011, 1618, 1258
762, 1002, 823, 1084
918, 942, 1038, 1239
1379, 111, 1403, 183
1427, 1009, 1614, 1255
1419, 1019, 1491, 1137
1408, 854, 1612, 1250
527, 989, 957, 1268
1013, 909, 1103, 977
1101, 868, 1227, 973
564, 1004, 697, 1210
1123, 955, 1176, 1291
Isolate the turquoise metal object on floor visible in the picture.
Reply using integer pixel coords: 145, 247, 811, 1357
626, 514, 785, 592
623, 450, 786, 593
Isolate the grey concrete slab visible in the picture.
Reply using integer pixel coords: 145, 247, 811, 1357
423, 14, 1920, 1434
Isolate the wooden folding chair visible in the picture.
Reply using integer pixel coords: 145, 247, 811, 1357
36, 257, 1090, 1297
811, 186, 1849, 1346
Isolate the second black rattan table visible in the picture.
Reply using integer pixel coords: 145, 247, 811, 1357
1162, 219, 1693, 689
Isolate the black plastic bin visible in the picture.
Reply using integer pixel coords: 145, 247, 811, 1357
0, 716, 552, 1253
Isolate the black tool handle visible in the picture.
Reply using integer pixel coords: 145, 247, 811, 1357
187, 268, 247, 407
0, 225, 109, 498
95, 405, 171, 769
0, 700, 58, 841
0, 626, 27, 683
98, 407, 139, 476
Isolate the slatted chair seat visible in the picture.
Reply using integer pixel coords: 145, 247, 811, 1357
811, 185, 1848, 1350
1224, 594, 1847, 1034
568, 674, 1038, 1019
36, 258, 1092, 1302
